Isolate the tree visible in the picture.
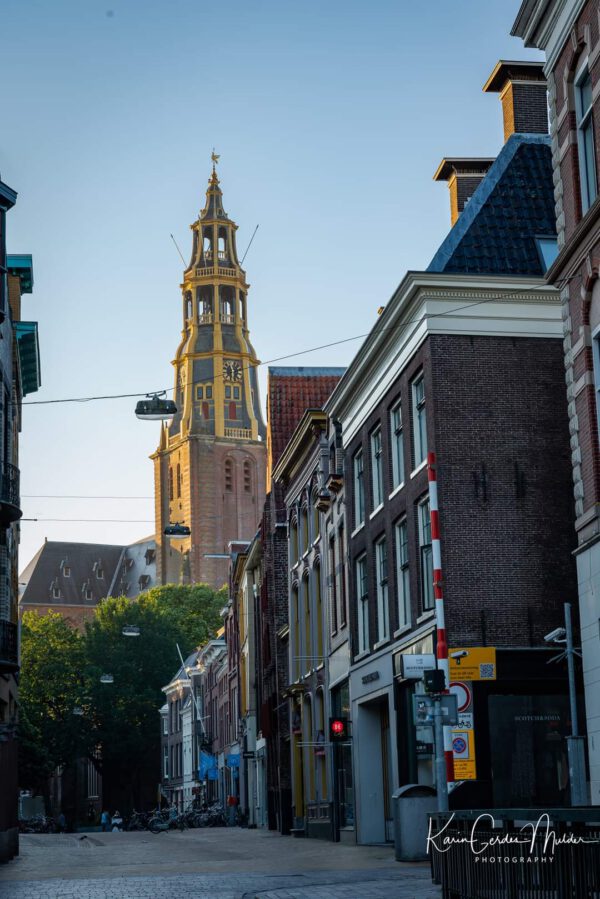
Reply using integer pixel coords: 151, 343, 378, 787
82, 583, 226, 811
19, 612, 87, 804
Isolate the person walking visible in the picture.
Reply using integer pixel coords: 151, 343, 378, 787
111, 811, 123, 832
100, 810, 110, 833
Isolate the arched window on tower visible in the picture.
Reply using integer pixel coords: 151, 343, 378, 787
168, 467, 174, 501
197, 286, 213, 324
184, 291, 192, 322
243, 460, 252, 494
203, 228, 213, 261
239, 291, 246, 324
220, 286, 234, 324
176, 463, 181, 498
218, 227, 227, 261
224, 458, 234, 492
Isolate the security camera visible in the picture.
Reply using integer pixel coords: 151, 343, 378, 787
544, 627, 566, 643
450, 650, 469, 660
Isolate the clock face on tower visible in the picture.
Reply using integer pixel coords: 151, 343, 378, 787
223, 360, 242, 382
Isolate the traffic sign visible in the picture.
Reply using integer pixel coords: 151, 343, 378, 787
449, 681, 472, 713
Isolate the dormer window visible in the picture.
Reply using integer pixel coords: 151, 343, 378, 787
93, 562, 104, 580
60, 560, 71, 578
82, 582, 93, 601
139, 574, 151, 589
144, 548, 156, 566
125, 557, 134, 571
50, 579, 61, 600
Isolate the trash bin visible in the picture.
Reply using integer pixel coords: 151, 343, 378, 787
393, 784, 437, 862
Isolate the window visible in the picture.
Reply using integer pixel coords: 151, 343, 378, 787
356, 554, 369, 654
176, 463, 181, 498
61, 560, 70, 577
353, 449, 365, 528
412, 373, 428, 468
163, 745, 169, 779
206, 386, 212, 399
95, 566, 104, 580
163, 715, 168, 735
418, 497, 433, 611
169, 467, 174, 501
83, 586, 93, 601
375, 537, 389, 642
197, 386, 204, 400
395, 518, 410, 628
224, 459, 233, 492
290, 516, 299, 565
339, 525, 347, 628
243, 460, 252, 493
228, 402, 237, 420
535, 237, 559, 271
371, 427, 383, 509
390, 402, 404, 489
329, 536, 338, 634
225, 386, 232, 399
52, 584, 61, 600
576, 67, 597, 213
233, 386, 240, 399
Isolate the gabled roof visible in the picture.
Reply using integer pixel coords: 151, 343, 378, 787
266, 367, 345, 480
427, 134, 555, 277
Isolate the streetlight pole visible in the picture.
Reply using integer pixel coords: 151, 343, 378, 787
564, 604, 587, 806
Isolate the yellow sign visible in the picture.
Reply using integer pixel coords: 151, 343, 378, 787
452, 729, 477, 780
449, 647, 496, 681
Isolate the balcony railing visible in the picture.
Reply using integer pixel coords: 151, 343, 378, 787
0, 463, 21, 524
0, 619, 18, 671
224, 428, 252, 440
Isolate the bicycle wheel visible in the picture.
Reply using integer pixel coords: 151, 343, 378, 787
148, 817, 164, 834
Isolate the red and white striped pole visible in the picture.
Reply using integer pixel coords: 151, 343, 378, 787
427, 451, 455, 786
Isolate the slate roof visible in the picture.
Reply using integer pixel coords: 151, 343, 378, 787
267, 367, 346, 474
427, 134, 556, 277
19, 541, 125, 609
19, 537, 157, 609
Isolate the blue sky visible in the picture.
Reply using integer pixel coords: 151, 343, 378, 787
1, 0, 540, 568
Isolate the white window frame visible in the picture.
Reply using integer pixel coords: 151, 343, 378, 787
395, 518, 410, 629
353, 449, 365, 528
356, 554, 369, 655
575, 63, 597, 213
375, 537, 389, 642
418, 496, 434, 611
412, 373, 428, 469
390, 401, 404, 490
371, 427, 383, 510
163, 744, 169, 779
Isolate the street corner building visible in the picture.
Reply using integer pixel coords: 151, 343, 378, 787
0, 178, 41, 862
513, 0, 600, 807
152, 163, 267, 591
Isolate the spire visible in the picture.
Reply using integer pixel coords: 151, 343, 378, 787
201, 150, 229, 221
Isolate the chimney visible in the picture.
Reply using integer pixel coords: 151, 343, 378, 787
433, 158, 495, 226
483, 60, 548, 141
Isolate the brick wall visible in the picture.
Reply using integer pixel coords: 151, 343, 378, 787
345, 333, 576, 655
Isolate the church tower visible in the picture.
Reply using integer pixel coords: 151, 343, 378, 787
152, 158, 266, 589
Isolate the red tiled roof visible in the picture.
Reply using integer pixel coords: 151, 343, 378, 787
266, 367, 345, 478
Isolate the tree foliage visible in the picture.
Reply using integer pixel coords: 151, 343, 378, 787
19, 583, 226, 810
19, 611, 87, 794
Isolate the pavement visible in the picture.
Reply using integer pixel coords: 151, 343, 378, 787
0, 828, 441, 898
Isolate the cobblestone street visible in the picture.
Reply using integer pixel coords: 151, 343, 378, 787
0, 830, 440, 899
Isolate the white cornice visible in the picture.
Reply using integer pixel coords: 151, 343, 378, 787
512, 0, 586, 72
326, 272, 559, 447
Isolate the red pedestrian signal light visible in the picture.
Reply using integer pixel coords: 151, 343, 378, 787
329, 717, 349, 742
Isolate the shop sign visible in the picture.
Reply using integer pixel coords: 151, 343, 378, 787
401, 653, 436, 679
449, 647, 496, 681
416, 740, 434, 756
226, 754, 240, 768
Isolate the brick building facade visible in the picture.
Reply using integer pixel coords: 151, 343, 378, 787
327, 67, 580, 843
513, 0, 600, 805
152, 162, 266, 590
